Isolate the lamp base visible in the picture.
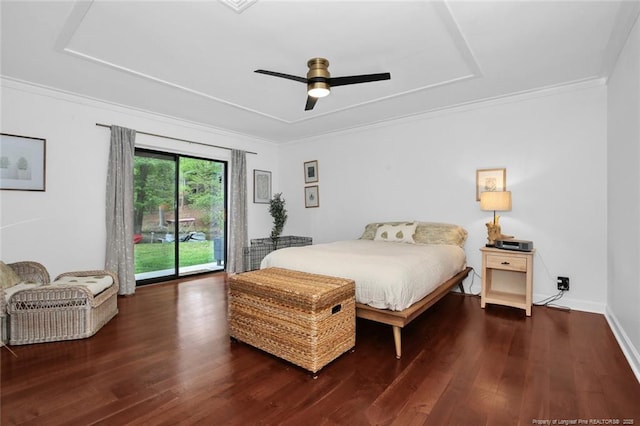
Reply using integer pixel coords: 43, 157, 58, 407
486, 222, 513, 247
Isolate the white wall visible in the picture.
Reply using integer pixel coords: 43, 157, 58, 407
606, 13, 640, 380
2, 40, 636, 378
280, 83, 608, 312
0, 78, 279, 278
0, 76, 611, 315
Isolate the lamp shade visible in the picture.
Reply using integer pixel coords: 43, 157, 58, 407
480, 191, 512, 212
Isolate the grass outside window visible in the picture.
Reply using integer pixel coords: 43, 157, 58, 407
134, 242, 216, 274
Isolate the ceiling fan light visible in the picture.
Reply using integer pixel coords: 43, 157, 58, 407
308, 82, 330, 98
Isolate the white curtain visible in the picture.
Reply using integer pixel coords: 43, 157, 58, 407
105, 125, 136, 295
228, 149, 248, 273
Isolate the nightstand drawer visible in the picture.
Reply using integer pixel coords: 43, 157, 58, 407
486, 254, 527, 272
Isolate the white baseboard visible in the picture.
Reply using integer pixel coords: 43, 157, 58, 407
532, 292, 606, 314
605, 307, 640, 383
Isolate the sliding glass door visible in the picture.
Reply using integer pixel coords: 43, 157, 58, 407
133, 149, 226, 284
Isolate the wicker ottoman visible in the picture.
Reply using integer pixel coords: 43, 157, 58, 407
229, 267, 355, 374
7, 270, 119, 345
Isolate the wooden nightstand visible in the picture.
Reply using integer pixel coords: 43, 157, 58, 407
480, 247, 534, 316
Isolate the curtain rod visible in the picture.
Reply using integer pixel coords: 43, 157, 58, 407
95, 123, 257, 155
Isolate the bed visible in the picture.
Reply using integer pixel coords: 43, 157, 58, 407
260, 221, 471, 358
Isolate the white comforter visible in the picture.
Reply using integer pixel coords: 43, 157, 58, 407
260, 240, 466, 311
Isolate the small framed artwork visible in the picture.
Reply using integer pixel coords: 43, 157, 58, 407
476, 168, 506, 201
304, 160, 318, 184
1, 133, 46, 191
253, 169, 271, 204
304, 185, 319, 208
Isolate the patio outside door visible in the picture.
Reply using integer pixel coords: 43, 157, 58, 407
133, 149, 227, 284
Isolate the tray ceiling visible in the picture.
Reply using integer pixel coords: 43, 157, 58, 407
1, 1, 638, 142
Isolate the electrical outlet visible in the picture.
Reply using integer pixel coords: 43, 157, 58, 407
557, 276, 570, 291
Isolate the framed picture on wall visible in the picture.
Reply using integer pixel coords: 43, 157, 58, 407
476, 168, 506, 201
304, 185, 319, 208
253, 169, 271, 204
0, 133, 46, 191
304, 160, 318, 183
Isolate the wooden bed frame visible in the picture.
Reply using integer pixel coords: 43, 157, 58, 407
355, 266, 472, 359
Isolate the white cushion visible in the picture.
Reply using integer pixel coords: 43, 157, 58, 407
4, 282, 42, 303
51, 275, 113, 296
373, 222, 417, 243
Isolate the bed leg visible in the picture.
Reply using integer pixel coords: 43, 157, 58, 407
393, 326, 401, 359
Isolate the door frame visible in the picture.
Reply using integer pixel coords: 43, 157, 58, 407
134, 148, 228, 286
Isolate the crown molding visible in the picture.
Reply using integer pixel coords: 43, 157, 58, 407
0, 76, 275, 146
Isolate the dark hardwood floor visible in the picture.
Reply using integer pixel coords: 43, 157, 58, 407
2, 273, 639, 425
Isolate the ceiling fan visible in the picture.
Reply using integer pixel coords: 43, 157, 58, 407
255, 58, 391, 111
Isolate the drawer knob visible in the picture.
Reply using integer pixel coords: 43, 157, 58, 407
501, 261, 510, 265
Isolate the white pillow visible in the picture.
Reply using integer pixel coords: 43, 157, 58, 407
0, 261, 22, 290
374, 222, 417, 243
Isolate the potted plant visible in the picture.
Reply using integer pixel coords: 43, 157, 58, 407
0, 156, 10, 179
16, 157, 30, 180
269, 192, 288, 250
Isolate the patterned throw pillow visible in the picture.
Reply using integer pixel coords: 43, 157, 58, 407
0, 261, 22, 289
373, 222, 417, 243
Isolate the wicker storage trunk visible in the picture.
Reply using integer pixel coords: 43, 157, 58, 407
229, 267, 355, 374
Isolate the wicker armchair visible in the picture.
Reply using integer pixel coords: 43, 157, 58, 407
7, 261, 51, 285
1, 262, 51, 344
6, 265, 119, 345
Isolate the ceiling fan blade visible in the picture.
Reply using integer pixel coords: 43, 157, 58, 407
305, 95, 318, 111
329, 72, 391, 87
254, 69, 307, 84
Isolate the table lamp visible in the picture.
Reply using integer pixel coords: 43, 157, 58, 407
480, 191, 512, 246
